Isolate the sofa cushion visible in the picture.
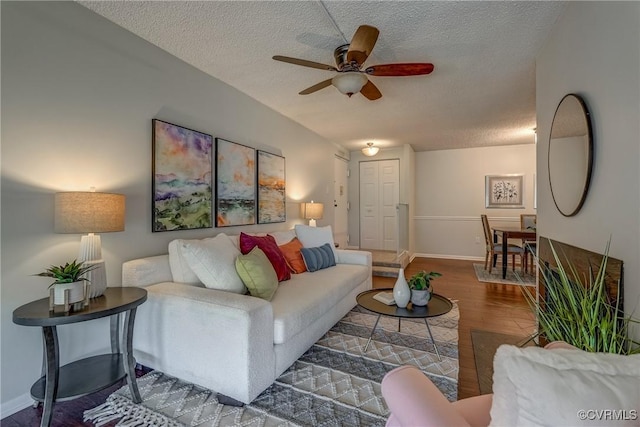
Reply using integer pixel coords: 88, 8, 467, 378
181, 234, 246, 294
235, 247, 279, 301
279, 237, 307, 274
489, 344, 640, 427
239, 232, 291, 282
270, 263, 369, 344
300, 243, 336, 272
294, 224, 337, 259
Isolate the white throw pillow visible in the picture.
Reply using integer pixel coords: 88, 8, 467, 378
181, 233, 246, 294
168, 238, 210, 284
294, 224, 337, 259
490, 345, 640, 427
270, 229, 296, 246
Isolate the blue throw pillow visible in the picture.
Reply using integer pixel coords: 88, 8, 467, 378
300, 243, 336, 272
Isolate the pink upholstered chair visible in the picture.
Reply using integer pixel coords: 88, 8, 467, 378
381, 341, 578, 427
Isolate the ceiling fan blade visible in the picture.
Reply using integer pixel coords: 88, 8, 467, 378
299, 79, 333, 95
365, 63, 434, 77
360, 80, 382, 100
347, 25, 379, 65
273, 55, 337, 72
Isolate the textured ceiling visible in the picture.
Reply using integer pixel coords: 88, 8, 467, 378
79, 1, 566, 152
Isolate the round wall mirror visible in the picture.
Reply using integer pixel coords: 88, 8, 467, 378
548, 94, 593, 217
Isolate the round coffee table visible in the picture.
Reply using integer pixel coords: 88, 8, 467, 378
356, 288, 453, 359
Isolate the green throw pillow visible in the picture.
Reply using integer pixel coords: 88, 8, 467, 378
235, 246, 278, 301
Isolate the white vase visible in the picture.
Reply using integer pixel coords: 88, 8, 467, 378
52, 281, 85, 305
393, 268, 411, 308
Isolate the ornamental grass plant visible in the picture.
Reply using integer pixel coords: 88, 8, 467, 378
522, 241, 639, 355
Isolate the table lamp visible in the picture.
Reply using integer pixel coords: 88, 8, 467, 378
301, 201, 323, 227
54, 191, 125, 298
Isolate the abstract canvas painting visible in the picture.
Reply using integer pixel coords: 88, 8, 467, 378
152, 119, 213, 232
215, 138, 256, 226
485, 174, 524, 208
257, 151, 285, 224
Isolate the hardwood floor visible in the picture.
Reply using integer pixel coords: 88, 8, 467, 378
2, 258, 534, 425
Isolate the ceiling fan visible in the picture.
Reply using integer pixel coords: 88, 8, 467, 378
273, 25, 434, 101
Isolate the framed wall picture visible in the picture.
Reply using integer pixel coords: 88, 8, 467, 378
257, 150, 286, 224
485, 174, 525, 208
215, 138, 256, 226
152, 119, 213, 232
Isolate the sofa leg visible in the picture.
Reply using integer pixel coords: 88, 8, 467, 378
217, 393, 245, 407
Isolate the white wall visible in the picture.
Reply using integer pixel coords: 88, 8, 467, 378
0, 2, 341, 414
536, 2, 640, 340
414, 145, 537, 259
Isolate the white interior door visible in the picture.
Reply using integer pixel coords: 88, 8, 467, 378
333, 156, 349, 248
360, 161, 380, 249
360, 159, 399, 250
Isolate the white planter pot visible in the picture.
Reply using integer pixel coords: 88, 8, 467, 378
410, 289, 432, 306
52, 281, 85, 305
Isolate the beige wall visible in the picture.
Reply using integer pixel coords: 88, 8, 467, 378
536, 2, 640, 339
1, 2, 341, 413
414, 145, 537, 259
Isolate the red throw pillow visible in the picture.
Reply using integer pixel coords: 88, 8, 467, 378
279, 237, 307, 274
239, 233, 291, 282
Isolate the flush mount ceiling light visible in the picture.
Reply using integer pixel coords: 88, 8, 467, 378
332, 72, 368, 97
362, 142, 379, 156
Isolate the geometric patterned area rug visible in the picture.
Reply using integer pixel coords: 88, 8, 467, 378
85, 304, 459, 427
473, 263, 535, 286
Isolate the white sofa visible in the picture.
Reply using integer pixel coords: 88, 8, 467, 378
121, 229, 372, 404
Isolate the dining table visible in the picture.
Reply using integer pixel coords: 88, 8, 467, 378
491, 226, 537, 279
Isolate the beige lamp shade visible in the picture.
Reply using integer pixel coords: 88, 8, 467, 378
55, 192, 125, 233
301, 201, 324, 220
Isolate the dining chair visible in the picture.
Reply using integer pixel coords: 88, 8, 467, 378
481, 214, 525, 273
520, 214, 537, 273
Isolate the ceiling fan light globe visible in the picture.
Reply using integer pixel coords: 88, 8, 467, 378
332, 72, 368, 96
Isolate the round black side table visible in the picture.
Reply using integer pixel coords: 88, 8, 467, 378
356, 288, 453, 359
13, 287, 147, 427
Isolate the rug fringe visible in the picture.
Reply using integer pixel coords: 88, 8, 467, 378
84, 394, 184, 427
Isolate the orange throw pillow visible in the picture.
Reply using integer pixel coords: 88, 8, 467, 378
279, 237, 307, 274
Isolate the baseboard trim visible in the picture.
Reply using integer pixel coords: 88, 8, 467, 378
412, 253, 485, 262
1, 392, 33, 418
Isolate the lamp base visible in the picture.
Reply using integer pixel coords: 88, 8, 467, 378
82, 259, 107, 298
308, 219, 317, 227
78, 234, 107, 297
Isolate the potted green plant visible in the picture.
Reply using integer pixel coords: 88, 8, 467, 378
522, 242, 639, 354
408, 270, 442, 306
35, 259, 96, 306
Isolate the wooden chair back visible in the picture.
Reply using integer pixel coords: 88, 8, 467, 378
480, 215, 492, 247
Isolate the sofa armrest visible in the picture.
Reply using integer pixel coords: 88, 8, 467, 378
335, 249, 372, 267
123, 255, 173, 287
382, 365, 471, 427
133, 282, 275, 403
